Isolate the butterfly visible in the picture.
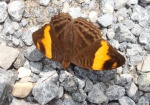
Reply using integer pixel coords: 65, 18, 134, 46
32, 13, 125, 70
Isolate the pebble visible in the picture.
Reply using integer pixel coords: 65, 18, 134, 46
68, 7, 82, 18
74, 0, 85, 3
140, 0, 150, 3
8, 1, 25, 22
18, 67, 31, 78
59, 70, 70, 82
21, 19, 28, 27
84, 79, 93, 92
0, 46, 19, 70
32, 79, 59, 105
99, 0, 114, 13
62, 2, 70, 13
138, 96, 149, 105
138, 72, 150, 91
106, 85, 125, 101
62, 99, 76, 105
13, 53, 25, 69
12, 22, 20, 31
114, 23, 136, 43
0, 2, 8, 23
24, 45, 44, 62
61, 76, 77, 92
30, 62, 43, 74
98, 13, 113, 27
39, 0, 50, 6
2, 18, 14, 35
127, 82, 138, 98
127, 0, 138, 5
139, 32, 150, 45
72, 90, 87, 102
114, 0, 128, 10
138, 55, 150, 72
10, 98, 39, 105
131, 24, 142, 36
119, 96, 136, 105
73, 76, 85, 89
87, 83, 108, 104
89, 11, 98, 22
12, 82, 34, 98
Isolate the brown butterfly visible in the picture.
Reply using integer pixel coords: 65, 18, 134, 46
32, 13, 125, 70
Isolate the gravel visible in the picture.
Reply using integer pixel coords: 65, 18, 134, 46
0, 0, 150, 105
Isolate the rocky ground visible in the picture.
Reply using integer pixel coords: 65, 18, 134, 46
0, 0, 150, 105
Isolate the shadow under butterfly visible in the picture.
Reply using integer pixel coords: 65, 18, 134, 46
32, 13, 125, 70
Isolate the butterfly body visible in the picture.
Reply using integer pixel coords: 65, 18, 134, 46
32, 13, 125, 70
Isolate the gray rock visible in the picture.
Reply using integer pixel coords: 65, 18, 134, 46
0, 46, 19, 70
95, 69, 116, 82
140, 0, 150, 3
122, 19, 135, 30
43, 58, 62, 70
72, 90, 87, 102
24, 45, 44, 61
106, 85, 125, 101
116, 7, 128, 21
59, 70, 69, 82
12, 37, 20, 46
10, 98, 39, 105
8, 1, 25, 22
74, 0, 85, 3
58, 86, 64, 98
68, 7, 82, 18
13, 52, 25, 69
60, 76, 77, 92
12, 22, 20, 31
39, 70, 58, 82
114, 0, 128, 10
131, 24, 142, 36
139, 32, 150, 45
138, 72, 150, 91
114, 23, 136, 43
119, 42, 127, 52
127, 82, 138, 98
99, 0, 114, 13
144, 92, 150, 102
50, 99, 63, 105
2, 18, 14, 35
32, 78, 59, 105
74, 66, 88, 79
119, 96, 136, 105
0, 69, 17, 105
109, 39, 119, 49
30, 62, 43, 74
62, 99, 76, 105
106, 29, 115, 40
89, 11, 98, 22
87, 83, 107, 104
98, 13, 114, 27
13, 29, 23, 38
139, 55, 150, 72
127, 0, 138, 5
131, 5, 150, 27
21, 19, 28, 27
84, 79, 93, 92
39, 0, 50, 6
138, 96, 149, 105
145, 44, 150, 51
0, 2, 8, 23
73, 77, 85, 89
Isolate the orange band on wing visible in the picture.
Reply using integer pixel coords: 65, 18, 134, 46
41, 25, 52, 59
92, 40, 110, 70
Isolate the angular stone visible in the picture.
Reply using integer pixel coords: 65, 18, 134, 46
139, 32, 150, 45
89, 11, 98, 22
74, 0, 85, 3
138, 72, 150, 91
39, 0, 50, 6
87, 83, 108, 104
0, 46, 19, 70
12, 82, 34, 98
30, 62, 43, 74
114, 0, 127, 10
139, 55, 150, 72
73, 76, 85, 89
119, 96, 136, 105
32, 78, 59, 105
13, 53, 25, 69
24, 45, 44, 61
138, 96, 149, 105
99, 0, 114, 13
84, 79, 93, 92
62, 99, 76, 105
62, 2, 69, 13
72, 90, 87, 102
68, 7, 82, 18
106, 85, 125, 101
18, 67, 31, 78
59, 70, 70, 82
140, 0, 150, 3
0, 2, 8, 23
98, 13, 113, 27
8, 1, 25, 22
127, 82, 138, 98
